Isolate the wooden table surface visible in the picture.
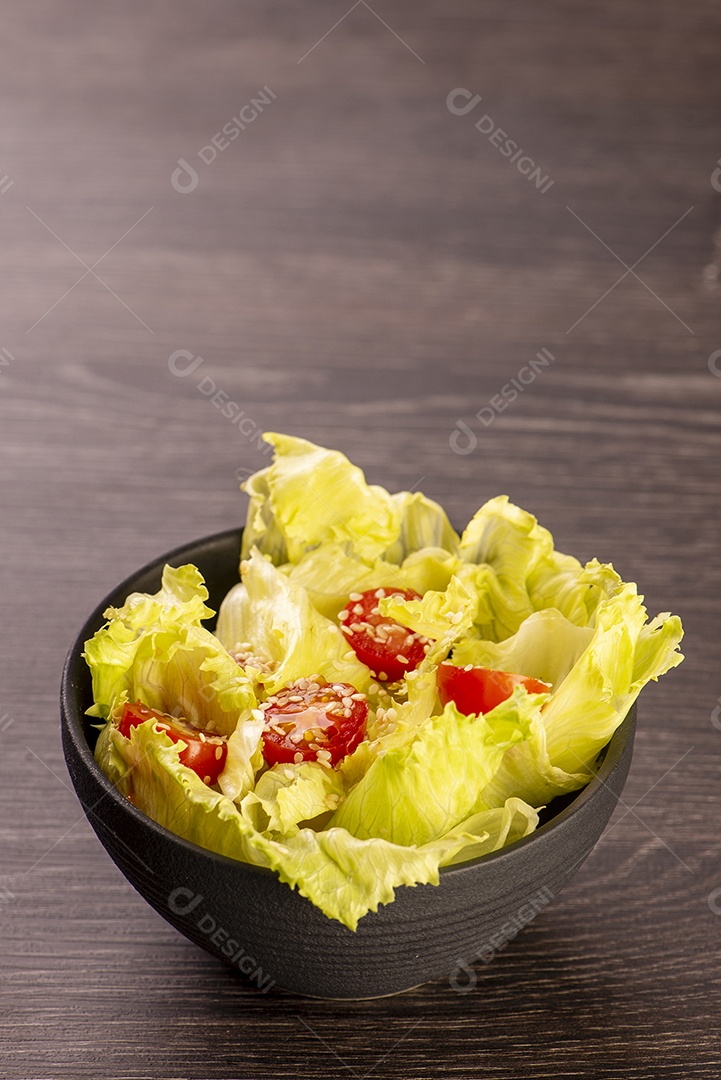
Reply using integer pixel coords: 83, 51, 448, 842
1, 1, 720, 1077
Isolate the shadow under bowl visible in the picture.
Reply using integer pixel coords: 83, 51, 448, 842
61, 527, 636, 999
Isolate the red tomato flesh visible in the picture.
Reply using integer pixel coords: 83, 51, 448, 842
339, 587, 430, 682
118, 701, 228, 785
261, 678, 368, 767
437, 663, 551, 716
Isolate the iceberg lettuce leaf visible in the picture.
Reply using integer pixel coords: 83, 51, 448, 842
285, 542, 460, 621
379, 574, 478, 643
439, 797, 540, 866
331, 698, 532, 847
217, 717, 266, 804
541, 585, 684, 773
285, 543, 417, 622
479, 710, 589, 809
215, 548, 371, 694
382, 490, 460, 563
452, 608, 594, 690
241, 760, 346, 836
83, 564, 256, 735
456, 498, 625, 641
450, 589, 682, 790
241, 433, 400, 565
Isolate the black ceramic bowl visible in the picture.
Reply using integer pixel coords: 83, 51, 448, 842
61, 528, 636, 999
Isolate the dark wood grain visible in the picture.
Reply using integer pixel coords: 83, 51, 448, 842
1, 0, 720, 1077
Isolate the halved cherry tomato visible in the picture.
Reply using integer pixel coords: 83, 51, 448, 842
260, 678, 368, 767
118, 701, 227, 786
437, 663, 551, 715
338, 587, 430, 682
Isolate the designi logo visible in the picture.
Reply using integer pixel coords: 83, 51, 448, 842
171, 158, 199, 194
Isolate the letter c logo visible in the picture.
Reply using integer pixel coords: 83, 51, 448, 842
449, 419, 477, 456
446, 88, 482, 116
712, 159, 721, 194
167, 887, 204, 915
171, 157, 200, 194
168, 349, 205, 377
708, 887, 721, 915
448, 961, 477, 993
711, 700, 721, 730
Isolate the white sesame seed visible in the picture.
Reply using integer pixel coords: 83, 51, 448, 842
338, 610, 349, 621
203, 774, 211, 784
375, 588, 386, 598
284, 768, 295, 780
349, 592, 363, 602
353, 603, 364, 615
396, 655, 408, 664
465, 664, 474, 671
350, 693, 365, 701
378, 671, 388, 681
215, 745, 224, 760
368, 681, 379, 694
251, 708, 264, 721
342, 696, 353, 707
294, 752, 304, 764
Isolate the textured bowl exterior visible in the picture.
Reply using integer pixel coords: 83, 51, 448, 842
61, 528, 636, 999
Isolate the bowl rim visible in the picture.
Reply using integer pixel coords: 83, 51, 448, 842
61, 526, 636, 885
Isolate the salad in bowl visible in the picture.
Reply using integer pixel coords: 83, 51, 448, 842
84, 434, 683, 931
